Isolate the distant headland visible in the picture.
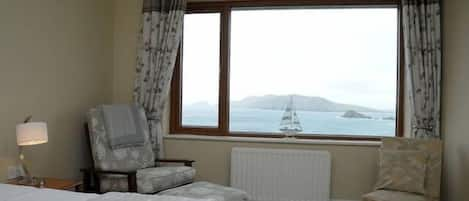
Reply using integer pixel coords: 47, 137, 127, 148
231, 95, 381, 112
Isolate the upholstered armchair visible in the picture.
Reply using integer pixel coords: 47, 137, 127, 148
81, 106, 195, 194
362, 137, 442, 201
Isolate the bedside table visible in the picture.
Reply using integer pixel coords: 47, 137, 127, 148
7, 177, 82, 191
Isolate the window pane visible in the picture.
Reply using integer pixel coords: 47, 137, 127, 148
182, 13, 220, 127
230, 8, 398, 136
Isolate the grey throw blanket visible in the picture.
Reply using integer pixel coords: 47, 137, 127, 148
102, 105, 145, 149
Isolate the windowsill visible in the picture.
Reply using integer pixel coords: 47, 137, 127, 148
164, 134, 382, 147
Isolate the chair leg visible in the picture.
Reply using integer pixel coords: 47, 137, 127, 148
82, 170, 91, 192
94, 172, 101, 194
128, 173, 138, 193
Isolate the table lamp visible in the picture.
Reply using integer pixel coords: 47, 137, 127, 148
16, 117, 48, 184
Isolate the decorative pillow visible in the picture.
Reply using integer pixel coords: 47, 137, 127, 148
375, 149, 427, 194
381, 137, 442, 198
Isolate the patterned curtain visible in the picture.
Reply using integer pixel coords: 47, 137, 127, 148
134, 0, 186, 158
402, 0, 441, 139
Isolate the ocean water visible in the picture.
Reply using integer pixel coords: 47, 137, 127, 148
182, 107, 395, 136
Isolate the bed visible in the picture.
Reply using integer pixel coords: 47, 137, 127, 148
0, 183, 211, 201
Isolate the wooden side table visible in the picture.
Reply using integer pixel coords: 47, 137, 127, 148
7, 177, 82, 191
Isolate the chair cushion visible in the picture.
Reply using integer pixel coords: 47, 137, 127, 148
138, 166, 196, 193
375, 149, 427, 194
159, 182, 249, 201
100, 166, 195, 194
363, 190, 429, 201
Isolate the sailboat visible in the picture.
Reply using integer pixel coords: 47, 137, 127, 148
279, 96, 303, 137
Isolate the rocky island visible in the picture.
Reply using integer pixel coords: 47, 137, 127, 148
341, 110, 372, 119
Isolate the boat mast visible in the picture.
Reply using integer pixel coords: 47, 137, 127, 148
289, 96, 294, 129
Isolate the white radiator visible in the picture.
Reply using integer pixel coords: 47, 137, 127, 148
231, 147, 331, 201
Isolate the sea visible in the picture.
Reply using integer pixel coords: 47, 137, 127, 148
182, 107, 395, 136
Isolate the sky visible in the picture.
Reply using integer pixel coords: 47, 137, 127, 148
182, 8, 398, 111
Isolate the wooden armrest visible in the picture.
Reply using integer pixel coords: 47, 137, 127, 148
156, 159, 195, 167
81, 168, 136, 176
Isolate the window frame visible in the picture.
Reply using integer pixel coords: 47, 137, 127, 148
170, 0, 404, 140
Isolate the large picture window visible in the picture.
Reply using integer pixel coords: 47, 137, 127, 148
171, 0, 403, 140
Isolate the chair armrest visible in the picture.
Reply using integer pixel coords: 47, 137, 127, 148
156, 158, 195, 167
80, 168, 137, 193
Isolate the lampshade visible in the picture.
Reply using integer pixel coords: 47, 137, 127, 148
16, 122, 48, 146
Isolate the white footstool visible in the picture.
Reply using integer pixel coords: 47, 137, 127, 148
158, 182, 249, 201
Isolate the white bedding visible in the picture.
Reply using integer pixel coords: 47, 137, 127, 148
0, 184, 212, 201
0, 184, 97, 201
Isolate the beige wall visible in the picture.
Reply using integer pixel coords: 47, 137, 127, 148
112, 0, 143, 103
0, 0, 114, 181
441, 0, 469, 200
